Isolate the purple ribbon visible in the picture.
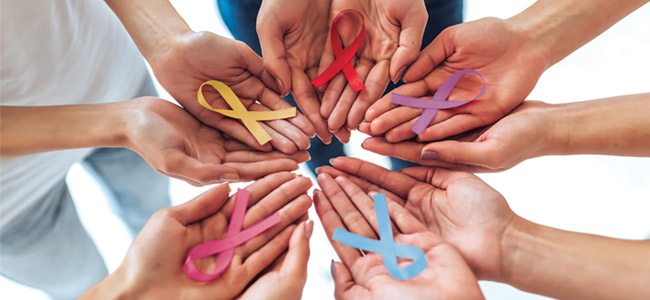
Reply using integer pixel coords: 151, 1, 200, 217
392, 69, 486, 134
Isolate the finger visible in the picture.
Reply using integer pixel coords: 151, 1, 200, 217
316, 35, 336, 93
256, 22, 292, 96
365, 80, 430, 122
313, 190, 362, 267
292, 68, 333, 144
316, 166, 405, 203
320, 71, 349, 119
214, 117, 273, 152
417, 114, 486, 142
328, 156, 420, 199
225, 150, 310, 164
328, 60, 372, 132
402, 26, 454, 83
333, 261, 366, 299
348, 60, 390, 129
168, 184, 230, 225
400, 167, 467, 189
420, 139, 498, 168
382, 197, 428, 234
317, 173, 377, 239
370, 106, 420, 137
334, 176, 380, 234
162, 150, 240, 184
238, 194, 312, 259
279, 220, 313, 283
361, 137, 425, 164
240, 175, 313, 222
223, 159, 300, 181
249, 103, 311, 151
221, 172, 297, 217
241, 224, 296, 283
258, 88, 317, 138
389, 7, 427, 83
333, 127, 351, 144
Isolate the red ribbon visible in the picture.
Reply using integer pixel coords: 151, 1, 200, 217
311, 9, 366, 92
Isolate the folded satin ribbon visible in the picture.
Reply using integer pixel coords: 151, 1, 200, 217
197, 80, 297, 145
183, 189, 281, 282
392, 69, 486, 134
311, 9, 366, 92
332, 194, 427, 280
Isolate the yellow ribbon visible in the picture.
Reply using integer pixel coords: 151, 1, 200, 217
197, 80, 296, 145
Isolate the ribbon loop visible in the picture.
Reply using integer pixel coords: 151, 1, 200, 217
332, 194, 427, 280
197, 80, 297, 145
392, 69, 486, 134
311, 9, 366, 92
183, 189, 281, 282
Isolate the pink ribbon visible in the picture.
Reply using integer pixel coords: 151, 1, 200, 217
183, 189, 281, 282
392, 69, 486, 134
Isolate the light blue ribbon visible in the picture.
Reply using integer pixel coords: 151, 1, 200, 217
332, 194, 427, 280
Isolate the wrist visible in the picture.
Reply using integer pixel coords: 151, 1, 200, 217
503, 16, 553, 72
498, 216, 544, 288
80, 266, 136, 300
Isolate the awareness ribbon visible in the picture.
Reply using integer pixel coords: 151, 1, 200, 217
197, 80, 297, 145
392, 69, 486, 134
183, 189, 281, 282
311, 9, 366, 92
332, 194, 427, 280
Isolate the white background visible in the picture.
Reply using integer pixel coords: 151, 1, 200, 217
1, 0, 649, 299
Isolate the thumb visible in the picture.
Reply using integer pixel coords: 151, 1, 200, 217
280, 220, 313, 285
257, 22, 292, 96
420, 139, 495, 168
332, 261, 355, 299
402, 26, 455, 83
389, 10, 427, 83
168, 183, 231, 225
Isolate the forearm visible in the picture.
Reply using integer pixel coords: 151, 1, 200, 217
105, 0, 191, 62
542, 93, 650, 156
507, 0, 648, 68
0, 103, 129, 157
501, 217, 650, 299
80, 268, 134, 300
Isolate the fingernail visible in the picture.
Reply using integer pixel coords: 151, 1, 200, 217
393, 67, 406, 84
329, 158, 336, 165
223, 173, 240, 181
305, 220, 314, 238
315, 167, 322, 174
421, 151, 438, 160
276, 78, 286, 95
330, 259, 335, 278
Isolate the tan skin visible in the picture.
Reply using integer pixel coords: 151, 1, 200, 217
314, 178, 484, 300
82, 173, 314, 300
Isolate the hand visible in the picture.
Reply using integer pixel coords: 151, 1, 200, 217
256, 0, 337, 144
241, 220, 314, 300
319, 0, 428, 132
124, 97, 309, 185
314, 175, 483, 299
316, 157, 517, 280
362, 17, 548, 142
361, 101, 552, 172
149, 31, 315, 153
82, 172, 313, 299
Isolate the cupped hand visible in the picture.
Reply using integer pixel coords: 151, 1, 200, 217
149, 31, 315, 153
362, 101, 553, 172
316, 157, 517, 280
256, 0, 334, 144
124, 97, 309, 185
107, 172, 313, 299
363, 17, 548, 143
314, 175, 483, 299
319, 0, 428, 133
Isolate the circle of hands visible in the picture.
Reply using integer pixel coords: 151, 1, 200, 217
117, 0, 554, 299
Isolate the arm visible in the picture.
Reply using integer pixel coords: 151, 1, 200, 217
104, 0, 316, 154
361, 93, 650, 172
509, 0, 649, 68
1, 103, 128, 156
502, 218, 650, 299
546, 93, 650, 156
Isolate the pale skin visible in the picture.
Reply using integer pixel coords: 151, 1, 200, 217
105, 0, 316, 154
316, 157, 650, 299
361, 0, 649, 143
361, 93, 650, 172
0, 98, 309, 185
81, 172, 314, 300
